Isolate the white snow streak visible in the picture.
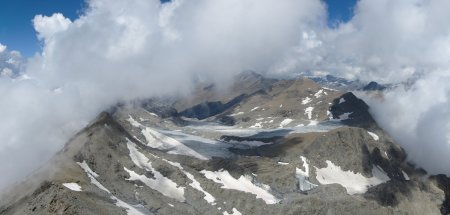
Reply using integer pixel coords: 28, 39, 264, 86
77, 161, 145, 215
62, 183, 82, 191
367, 131, 379, 141
250, 107, 259, 111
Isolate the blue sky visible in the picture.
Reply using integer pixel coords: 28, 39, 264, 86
0, 0, 86, 56
0, 0, 356, 57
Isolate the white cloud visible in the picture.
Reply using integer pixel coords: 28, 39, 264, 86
0, 43, 6, 53
340, 0, 450, 176
0, 0, 327, 191
33, 13, 72, 41
1, 68, 13, 77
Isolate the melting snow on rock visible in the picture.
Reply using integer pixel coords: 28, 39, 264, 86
304, 107, 314, 120
200, 169, 279, 204
164, 160, 217, 205
295, 156, 318, 191
314, 89, 324, 98
302, 97, 312, 105
315, 160, 390, 195
223, 208, 242, 215
77, 161, 146, 215
125, 141, 186, 202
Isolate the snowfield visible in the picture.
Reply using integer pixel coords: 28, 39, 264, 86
315, 160, 390, 195
200, 169, 279, 204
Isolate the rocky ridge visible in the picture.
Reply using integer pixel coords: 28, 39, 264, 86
0, 72, 448, 215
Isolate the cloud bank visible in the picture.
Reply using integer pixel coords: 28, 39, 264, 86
0, 0, 327, 191
333, 0, 450, 175
1, 0, 450, 191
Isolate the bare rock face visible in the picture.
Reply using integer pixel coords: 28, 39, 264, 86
0, 73, 448, 215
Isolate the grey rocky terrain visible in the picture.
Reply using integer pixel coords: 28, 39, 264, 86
1, 72, 449, 215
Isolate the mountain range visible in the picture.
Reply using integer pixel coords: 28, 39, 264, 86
1, 72, 448, 215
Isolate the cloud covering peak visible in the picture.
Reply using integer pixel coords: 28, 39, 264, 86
0, 0, 328, 191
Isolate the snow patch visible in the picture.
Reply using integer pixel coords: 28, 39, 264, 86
295, 156, 318, 191
250, 107, 259, 111
277, 162, 289, 165
164, 160, 216, 205
307, 120, 318, 126
315, 160, 390, 195
327, 110, 332, 119
62, 183, 82, 191
230, 112, 244, 116
339, 98, 346, 104
314, 89, 324, 98
279, 118, 293, 127
200, 169, 279, 204
402, 171, 410, 180
124, 167, 185, 202
126, 141, 185, 202
77, 161, 146, 215
304, 107, 314, 119
250, 122, 263, 128
223, 208, 242, 215
367, 131, 379, 141
127, 115, 141, 127
302, 97, 312, 105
